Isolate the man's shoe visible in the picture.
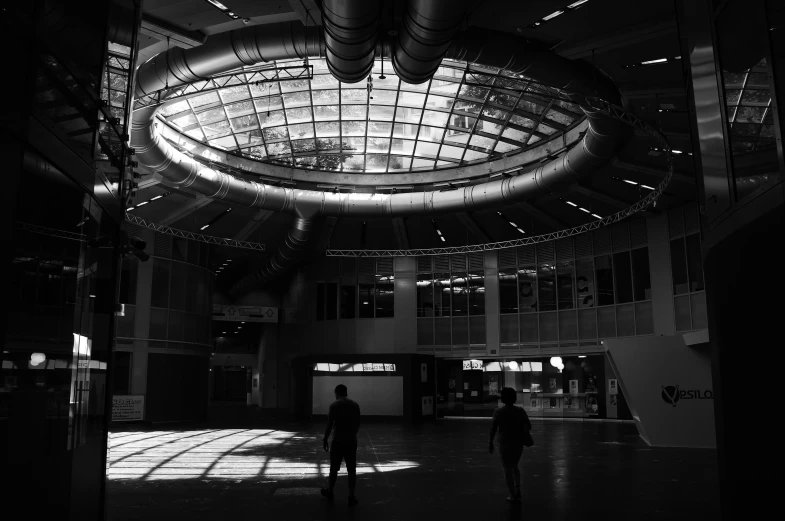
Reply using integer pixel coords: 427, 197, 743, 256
320, 488, 334, 501
348, 496, 358, 507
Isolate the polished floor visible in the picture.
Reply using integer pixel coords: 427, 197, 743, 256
106, 415, 719, 521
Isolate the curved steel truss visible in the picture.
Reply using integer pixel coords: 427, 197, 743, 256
326, 95, 675, 257
124, 215, 266, 251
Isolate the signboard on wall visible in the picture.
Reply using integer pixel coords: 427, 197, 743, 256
112, 395, 144, 421
569, 380, 579, 395
609, 379, 618, 395
462, 360, 483, 370
212, 305, 278, 323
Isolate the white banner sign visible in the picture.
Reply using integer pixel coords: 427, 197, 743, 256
609, 379, 618, 395
213, 305, 278, 323
112, 395, 144, 421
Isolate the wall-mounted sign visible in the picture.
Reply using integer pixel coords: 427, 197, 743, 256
313, 362, 396, 373
609, 379, 618, 395
212, 305, 278, 323
384, 364, 395, 372
363, 363, 374, 372
112, 395, 144, 422
372, 363, 384, 372
569, 380, 579, 395
462, 360, 483, 370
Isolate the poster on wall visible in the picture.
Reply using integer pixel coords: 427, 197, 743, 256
111, 395, 144, 422
610, 395, 618, 406
609, 379, 618, 395
530, 398, 539, 408
586, 395, 599, 415
448, 378, 456, 391
586, 376, 598, 393
549, 378, 557, 390
421, 363, 428, 383
549, 398, 558, 408
488, 375, 499, 396
569, 380, 579, 395
563, 395, 572, 408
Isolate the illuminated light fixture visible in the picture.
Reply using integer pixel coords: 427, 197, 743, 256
227, 259, 232, 262
204, 0, 241, 19
150, 195, 163, 201
591, 213, 602, 219
200, 225, 210, 230
30, 352, 46, 367
672, 150, 683, 154
641, 58, 668, 65
566, 200, 577, 206
542, 10, 564, 21
568, 0, 589, 7
241, 321, 245, 323
362, 301, 369, 305
516, 228, 525, 234
508, 361, 519, 370
126, 207, 135, 211
623, 179, 637, 185
578, 355, 586, 358
200, 207, 233, 232
641, 184, 655, 190
528, 1, 589, 28
136, 201, 148, 206
579, 207, 590, 213
431, 219, 446, 243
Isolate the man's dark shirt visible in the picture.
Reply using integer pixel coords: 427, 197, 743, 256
325, 398, 361, 443
490, 405, 531, 447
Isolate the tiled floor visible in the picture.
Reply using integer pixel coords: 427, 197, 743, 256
106, 417, 719, 521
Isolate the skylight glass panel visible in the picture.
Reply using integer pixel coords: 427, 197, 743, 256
161, 58, 583, 173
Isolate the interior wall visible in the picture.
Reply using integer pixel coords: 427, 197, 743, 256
312, 376, 404, 416
146, 353, 209, 423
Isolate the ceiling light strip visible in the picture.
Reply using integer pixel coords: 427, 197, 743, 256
526, 0, 590, 28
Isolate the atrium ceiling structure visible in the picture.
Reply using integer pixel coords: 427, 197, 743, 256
128, 0, 703, 292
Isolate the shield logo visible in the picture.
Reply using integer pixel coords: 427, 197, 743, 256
661, 385, 680, 407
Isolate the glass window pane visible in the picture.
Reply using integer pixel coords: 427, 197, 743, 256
576, 259, 595, 308
616, 304, 635, 337
499, 268, 518, 314
340, 284, 356, 319
674, 295, 691, 331
434, 273, 450, 317
518, 267, 537, 312
612, 252, 633, 304
685, 234, 704, 292
578, 308, 597, 339
538, 312, 558, 342
451, 273, 468, 316
500, 314, 519, 343
418, 318, 434, 345
468, 271, 485, 316
417, 274, 434, 317
452, 317, 469, 344
631, 247, 652, 301
557, 261, 575, 309
359, 283, 374, 318
435, 317, 451, 345
595, 255, 614, 306
469, 316, 485, 344
537, 264, 556, 311
597, 306, 615, 338
670, 238, 689, 295
634, 301, 653, 335
558, 311, 577, 341
375, 275, 395, 318
520, 314, 538, 343
691, 292, 707, 330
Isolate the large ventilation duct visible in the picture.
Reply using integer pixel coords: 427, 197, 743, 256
135, 23, 323, 98
392, 0, 468, 84
321, 0, 382, 83
229, 216, 320, 296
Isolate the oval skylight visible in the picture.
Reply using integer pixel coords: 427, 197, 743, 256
160, 58, 584, 174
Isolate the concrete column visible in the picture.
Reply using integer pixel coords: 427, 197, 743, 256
259, 324, 278, 408
646, 214, 675, 336
484, 250, 500, 355
394, 256, 417, 353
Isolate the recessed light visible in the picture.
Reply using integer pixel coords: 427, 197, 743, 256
566, 201, 577, 206
641, 58, 668, 65
542, 10, 564, 21
200, 225, 209, 230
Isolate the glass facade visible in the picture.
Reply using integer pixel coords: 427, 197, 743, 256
435, 356, 630, 420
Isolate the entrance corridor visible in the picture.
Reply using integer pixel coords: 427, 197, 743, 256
107, 417, 719, 521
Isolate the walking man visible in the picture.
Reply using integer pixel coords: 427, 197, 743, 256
489, 387, 532, 501
321, 384, 361, 507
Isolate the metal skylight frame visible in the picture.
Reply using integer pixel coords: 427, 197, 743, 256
153, 58, 584, 175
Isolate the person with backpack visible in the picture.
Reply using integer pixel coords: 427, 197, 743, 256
489, 386, 533, 502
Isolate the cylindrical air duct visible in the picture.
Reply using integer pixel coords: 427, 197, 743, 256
321, 0, 382, 83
